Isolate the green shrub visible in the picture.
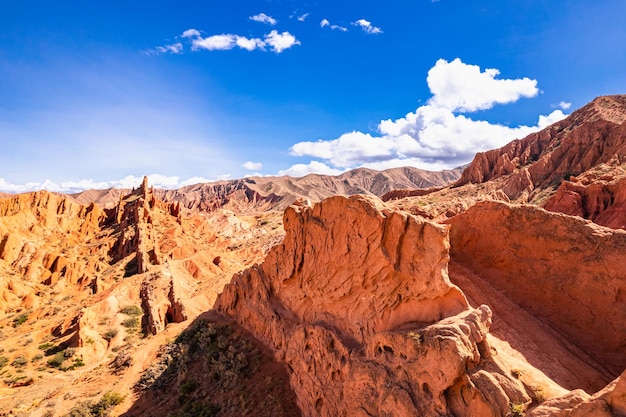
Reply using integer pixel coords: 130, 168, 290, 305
103, 329, 118, 341
47, 351, 66, 369
11, 356, 28, 368
39, 342, 55, 351
12, 313, 28, 327
91, 391, 125, 416
509, 403, 525, 417
122, 317, 139, 329
119, 305, 142, 316
0, 356, 8, 369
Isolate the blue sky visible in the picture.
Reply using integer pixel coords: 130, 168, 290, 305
1, 0, 625, 192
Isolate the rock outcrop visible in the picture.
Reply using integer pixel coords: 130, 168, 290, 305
447, 200, 626, 377
456, 95, 626, 203
215, 195, 531, 416
543, 161, 626, 229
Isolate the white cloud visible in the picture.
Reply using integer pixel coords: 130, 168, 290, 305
286, 58, 568, 172
321, 19, 348, 32
181, 29, 201, 39
183, 29, 299, 54
250, 13, 277, 25
352, 19, 383, 34
154, 42, 183, 54
264, 30, 300, 53
278, 161, 343, 177
558, 101, 572, 110
297, 13, 310, 22
0, 174, 227, 194
235, 36, 265, 51
427, 58, 538, 112
192, 34, 237, 51
242, 161, 263, 170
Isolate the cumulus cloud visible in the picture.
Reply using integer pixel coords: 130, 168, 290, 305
297, 13, 310, 22
183, 29, 299, 53
557, 101, 572, 110
352, 19, 383, 34
181, 29, 201, 39
0, 174, 225, 194
278, 161, 343, 177
321, 19, 348, 32
250, 13, 277, 26
192, 34, 238, 51
282, 58, 568, 175
427, 58, 538, 112
242, 161, 263, 170
264, 30, 301, 53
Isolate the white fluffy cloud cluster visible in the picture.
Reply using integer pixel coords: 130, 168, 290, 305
352, 19, 383, 34
250, 13, 277, 26
320, 19, 348, 32
283, 58, 567, 175
0, 174, 228, 194
183, 28, 299, 53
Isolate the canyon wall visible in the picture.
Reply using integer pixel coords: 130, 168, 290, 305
215, 195, 531, 417
448, 201, 626, 376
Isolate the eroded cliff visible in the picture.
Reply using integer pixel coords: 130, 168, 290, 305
215, 195, 535, 416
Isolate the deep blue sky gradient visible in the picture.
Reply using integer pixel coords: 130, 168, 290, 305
1, 0, 625, 190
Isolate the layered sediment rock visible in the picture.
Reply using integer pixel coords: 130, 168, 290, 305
456, 95, 626, 204
447, 201, 626, 377
215, 195, 530, 416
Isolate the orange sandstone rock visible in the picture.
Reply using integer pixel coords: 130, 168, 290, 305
215, 195, 529, 416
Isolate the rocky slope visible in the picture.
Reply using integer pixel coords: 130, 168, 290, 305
71, 166, 463, 211
214, 195, 537, 417
2, 95, 626, 417
454, 95, 626, 219
0, 177, 284, 416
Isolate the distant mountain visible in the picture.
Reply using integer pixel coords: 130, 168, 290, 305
72, 166, 464, 212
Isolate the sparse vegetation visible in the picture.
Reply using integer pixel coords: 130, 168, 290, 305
39, 342, 56, 351
134, 318, 297, 416
511, 368, 523, 379
122, 317, 139, 330
11, 356, 28, 368
0, 356, 8, 369
169, 401, 221, 417
530, 385, 546, 403
47, 352, 66, 369
103, 329, 118, 341
119, 305, 142, 316
12, 313, 29, 327
508, 402, 525, 417
63, 391, 125, 417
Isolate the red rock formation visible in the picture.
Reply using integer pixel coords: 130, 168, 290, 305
544, 161, 626, 229
456, 95, 626, 203
447, 200, 626, 377
380, 187, 442, 202
529, 369, 626, 417
215, 195, 531, 416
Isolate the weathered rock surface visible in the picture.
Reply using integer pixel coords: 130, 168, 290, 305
529, 369, 626, 417
447, 200, 626, 377
215, 195, 531, 416
544, 161, 626, 229
456, 95, 626, 204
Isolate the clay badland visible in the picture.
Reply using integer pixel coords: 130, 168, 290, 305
1, 95, 625, 416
